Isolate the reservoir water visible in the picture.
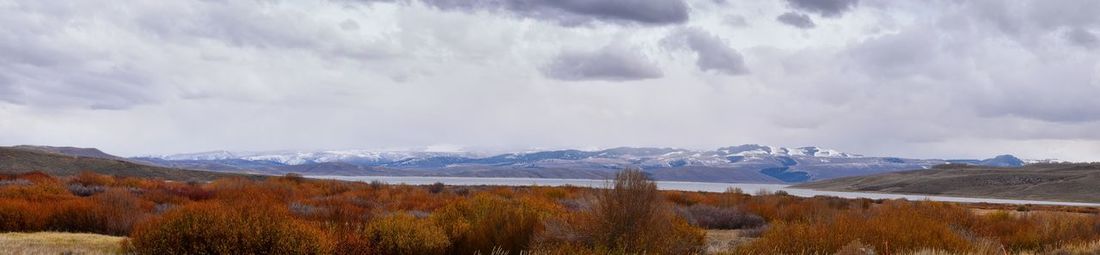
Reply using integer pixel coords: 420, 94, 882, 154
309, 175, 1100, 207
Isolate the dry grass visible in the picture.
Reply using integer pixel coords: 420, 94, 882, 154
0, 232, 124, 255
706, 229, 753, 254
1044, 240, 1100, 255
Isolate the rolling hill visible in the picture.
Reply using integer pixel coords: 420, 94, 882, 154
794, 163, 1100, 203
0, 146, 252, 181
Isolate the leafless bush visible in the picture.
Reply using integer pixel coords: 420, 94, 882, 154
369, 180, 386, 189
427, 182, 445, 194
0, 179, 32, 186
283, 173, 305, 183
677, 204, 765, 229
67, 184, 106, 197
587, 169, 705, 254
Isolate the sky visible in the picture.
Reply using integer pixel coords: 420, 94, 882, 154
1, 0, 1099, 161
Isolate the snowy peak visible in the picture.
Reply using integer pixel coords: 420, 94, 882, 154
145, 144, 859, 168
133, 145, 1043, 183
157, 150, 238, 161
715, 144, 858, 158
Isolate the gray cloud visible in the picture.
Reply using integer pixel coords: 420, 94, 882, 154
776, 12, 815, 29
724, 15, 749, 27
0, 7, 160, 110
664, 28, 748, 75
835, 2, 1100, 124
541, 45, 663, 81
0, 74, 20, 104
369, 0, 688, 26
1065, 28, 1099, 49
960, 1, 1100, 47
785, 0, 858, 18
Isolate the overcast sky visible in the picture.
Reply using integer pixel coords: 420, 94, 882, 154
1, 0, 1099, 160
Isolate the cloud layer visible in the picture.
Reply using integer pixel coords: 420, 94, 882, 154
2, 0, 1100, 161
785, 0, 858, 17
664, 28, 748, 75
776, 12, 815, 29
375, 0, 690, 26
542, 45, 663, 81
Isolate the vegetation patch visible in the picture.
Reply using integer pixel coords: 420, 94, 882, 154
0, 232, 125, 255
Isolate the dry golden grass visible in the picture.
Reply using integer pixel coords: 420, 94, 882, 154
0, 232, 124, 255
706, 229, 753, 254
1043, 240, 1100, 255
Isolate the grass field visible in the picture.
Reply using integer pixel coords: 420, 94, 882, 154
0, 232, 124, 255
706, 229, 753, 254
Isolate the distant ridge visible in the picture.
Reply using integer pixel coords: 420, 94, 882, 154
134, 144, 1030, 183
12, 145, 125, 160
0, 146, 253, 181
795, 163, 1100, 203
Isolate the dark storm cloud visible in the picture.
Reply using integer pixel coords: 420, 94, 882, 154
541, 45, 663, 81
840, 8, 1100, 124
664, 28, 748, 75
963, 1, 1100, 45
359, 0, 689, 26
776, 12, 815, 29
1064, 28, 1099, 49
785, 0, 858, 18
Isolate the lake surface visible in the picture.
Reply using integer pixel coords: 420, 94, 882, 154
309, 175, 1100, 207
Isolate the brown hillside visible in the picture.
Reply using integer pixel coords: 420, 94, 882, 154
0, 146, 253, 182
795, 163, 1100, 203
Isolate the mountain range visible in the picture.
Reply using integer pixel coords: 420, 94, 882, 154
126, 144, 1033, 183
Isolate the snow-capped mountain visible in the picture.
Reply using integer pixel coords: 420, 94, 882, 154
135, 145, 1025, 183
715, 145, 860, 158
147, 145, 859, 167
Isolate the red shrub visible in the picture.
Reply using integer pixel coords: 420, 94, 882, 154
0, 199, 48, 231
431, 194, 546, 254
127, 201, 332, 254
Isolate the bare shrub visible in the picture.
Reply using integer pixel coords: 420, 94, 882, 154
431, 194, 544, 254
365, 213, 450, 255
0, 179, 32, 186
0, 199, 47, 231
89, 189, 150, 235
69, 172, 114, 187
369, 180, 386, 189
586, 169, 705, 254
427, 182, 446, 194
67, 184, 106, 197
285, 172, 305, 181
677, 204, 765, 229
736, 202, 974, 254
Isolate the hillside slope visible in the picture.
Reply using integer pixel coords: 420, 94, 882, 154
794, 163, 1100, 203
0, 147, 251, 181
